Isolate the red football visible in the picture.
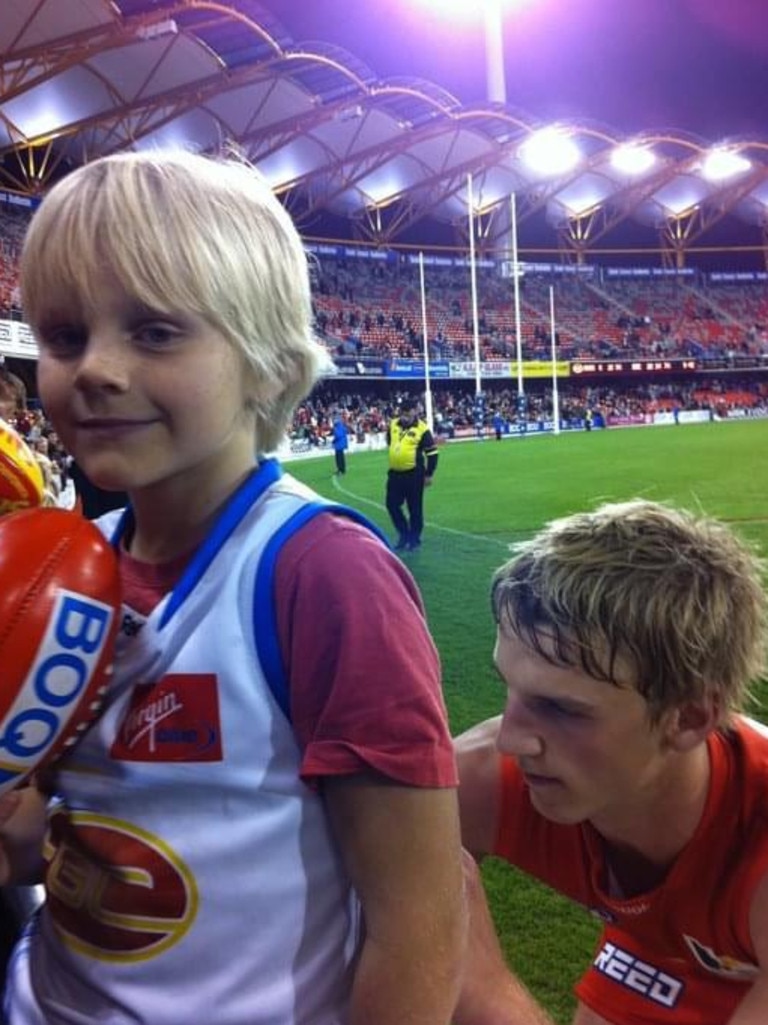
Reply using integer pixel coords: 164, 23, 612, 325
0, 507, 121, 793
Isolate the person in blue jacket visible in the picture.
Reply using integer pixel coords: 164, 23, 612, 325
332, 414, 349, 474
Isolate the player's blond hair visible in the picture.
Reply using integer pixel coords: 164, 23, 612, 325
20, 150, 328, 453
491, 499, 767, 725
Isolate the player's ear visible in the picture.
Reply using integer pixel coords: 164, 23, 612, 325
664, 698, 719, 752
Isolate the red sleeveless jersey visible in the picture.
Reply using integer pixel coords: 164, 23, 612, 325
495, 719, 768, 1024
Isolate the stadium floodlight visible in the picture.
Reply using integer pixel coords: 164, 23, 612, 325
611, 144, 656, 176
520, 128, 581, 176
701, 148, 751, 182
412, 0, 537, 103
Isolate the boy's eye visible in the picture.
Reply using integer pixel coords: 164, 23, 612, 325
134, 323, 180, 346
39, 326, 86, 353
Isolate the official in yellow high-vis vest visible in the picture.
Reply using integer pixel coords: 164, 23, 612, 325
386, 397, 438, 551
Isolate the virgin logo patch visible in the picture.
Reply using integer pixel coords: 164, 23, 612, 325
111, 674, 223, 762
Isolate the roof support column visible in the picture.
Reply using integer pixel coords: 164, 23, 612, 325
557, 210, 598, 265
660, 209, 700, 270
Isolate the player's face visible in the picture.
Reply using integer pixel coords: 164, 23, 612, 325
494, 628, 674, 833
36, 276, 259, 510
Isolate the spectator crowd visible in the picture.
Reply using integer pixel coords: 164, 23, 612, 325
1, 202, 767, 461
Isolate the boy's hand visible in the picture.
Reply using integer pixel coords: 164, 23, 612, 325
0, 785, 47, 887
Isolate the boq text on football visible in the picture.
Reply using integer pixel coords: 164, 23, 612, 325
0, 508, 121, 793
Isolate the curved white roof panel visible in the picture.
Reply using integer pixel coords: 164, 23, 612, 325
1, 0, 767, 253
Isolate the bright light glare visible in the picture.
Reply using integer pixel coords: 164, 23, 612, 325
520, 128, 581, 176
701, 149, 751, 182
611, 145, 656, 176
414, 0, 533, 22
11, 105, 63, 140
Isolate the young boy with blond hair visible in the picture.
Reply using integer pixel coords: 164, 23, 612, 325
1, 150, 466, 1025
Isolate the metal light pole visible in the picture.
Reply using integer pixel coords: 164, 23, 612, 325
483, 0, 507, 104
484, 1, 524, 408
467, 173, 483, 397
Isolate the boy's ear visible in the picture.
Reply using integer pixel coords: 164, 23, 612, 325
664, 698, 719, 752
243, 360, 284, 406
242, 377, 274, 412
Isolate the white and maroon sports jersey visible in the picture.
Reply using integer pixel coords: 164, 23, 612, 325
6, 461, 374, 1025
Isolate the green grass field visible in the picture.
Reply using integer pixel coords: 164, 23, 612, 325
290, 419, 768, 1024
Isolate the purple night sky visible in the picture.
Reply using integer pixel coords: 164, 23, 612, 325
271, 0, 768, 141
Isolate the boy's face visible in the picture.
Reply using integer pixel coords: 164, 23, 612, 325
493, 628, 676, 837
36, 276, 259, 507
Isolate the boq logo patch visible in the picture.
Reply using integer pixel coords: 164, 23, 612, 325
0, 508, 121, 791
46, 808, 198, 962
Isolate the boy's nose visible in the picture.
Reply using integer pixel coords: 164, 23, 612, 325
74, 335, 132, 391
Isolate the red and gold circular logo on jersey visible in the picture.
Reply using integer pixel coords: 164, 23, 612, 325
45, 808, 198, 962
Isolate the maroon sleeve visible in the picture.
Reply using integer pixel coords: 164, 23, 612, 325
274, 514, 457, 788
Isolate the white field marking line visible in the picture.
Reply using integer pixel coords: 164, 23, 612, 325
331, 475, 512, 550
332, 479, 768, 550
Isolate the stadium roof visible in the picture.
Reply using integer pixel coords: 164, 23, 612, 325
3, 0, 768, 260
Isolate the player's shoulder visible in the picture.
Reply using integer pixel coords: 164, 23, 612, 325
739, 716, 768, 742
454, 716, 504, 857
728, 716, 768, 775
455, 717, 505, 793
718, 718, 768, 837
455, 715, 502, 751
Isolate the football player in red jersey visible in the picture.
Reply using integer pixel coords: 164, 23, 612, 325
455, 500, 768, 1025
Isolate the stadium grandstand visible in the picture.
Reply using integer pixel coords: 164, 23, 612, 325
1, 0, 767, 442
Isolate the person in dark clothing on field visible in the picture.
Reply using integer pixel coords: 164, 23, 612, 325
385, 397, 438, 551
